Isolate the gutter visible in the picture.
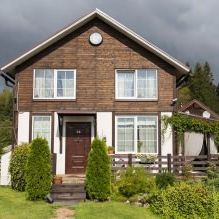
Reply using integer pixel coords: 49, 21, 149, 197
0, 70, 15, 87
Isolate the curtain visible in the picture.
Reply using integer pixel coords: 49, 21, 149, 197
117, 118, 134, 152
57, 70, 74, 97
34, 69, 53, 98
137, 117, 157, 153
33, 116, 51, 146
137, 69, 156, 98
117, 71, 134, 97
184, 132, 204, 156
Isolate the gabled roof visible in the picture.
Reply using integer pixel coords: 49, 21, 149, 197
179, 99, 219, 120
1, 8, 190, 75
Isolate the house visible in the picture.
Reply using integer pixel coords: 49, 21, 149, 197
179, 99, 219, 156
0, 9, 190, 177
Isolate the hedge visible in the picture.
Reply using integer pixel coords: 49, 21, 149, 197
26, 137, 52, 200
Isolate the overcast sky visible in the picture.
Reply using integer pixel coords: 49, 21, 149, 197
0, 0, 219, 84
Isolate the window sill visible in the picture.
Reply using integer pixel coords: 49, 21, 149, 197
33, 98, 76, 102
115, 99, 158, 102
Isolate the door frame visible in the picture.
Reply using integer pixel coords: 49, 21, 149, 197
65, 122, 92, 174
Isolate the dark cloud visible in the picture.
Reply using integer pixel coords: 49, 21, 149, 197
0, 0, 218, 83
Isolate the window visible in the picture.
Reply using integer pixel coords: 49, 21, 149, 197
116, 69, 157, 100
32, 116, 51, 146
116, 116, 158, 154
34, 69, 76, 99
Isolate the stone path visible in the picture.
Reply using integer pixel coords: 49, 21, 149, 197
52, 208, 75, 219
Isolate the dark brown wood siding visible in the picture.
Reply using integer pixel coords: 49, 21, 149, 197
15, 18, 176, 113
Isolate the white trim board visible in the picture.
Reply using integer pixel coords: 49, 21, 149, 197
1, 9, 190, 74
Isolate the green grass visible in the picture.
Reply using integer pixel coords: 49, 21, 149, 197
74, 201, 160, 219
0, 187, 160, 219
0, 187, 56, 219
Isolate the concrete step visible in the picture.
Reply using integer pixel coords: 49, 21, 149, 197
53, 200, 85, 206
51, 183, 86, 202
57, 174, 86, 184
51, 192, 86, 200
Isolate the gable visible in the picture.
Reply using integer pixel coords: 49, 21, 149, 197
180, 99, 219, 120
1, 9, 190, 77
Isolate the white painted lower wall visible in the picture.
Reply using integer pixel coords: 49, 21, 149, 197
161, 112, 173, 156
210, 136, 218, 154
96, 112, 112, 146
17, 112, 30, 144
0, 151, 11, 185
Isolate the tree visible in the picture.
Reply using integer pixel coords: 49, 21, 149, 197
85, 138, 111, 201
187, 62, 219, 112
26, 137, 52, 200
177, 86, 193, 108
216, 83, 219, 97
0, 89, 13, 152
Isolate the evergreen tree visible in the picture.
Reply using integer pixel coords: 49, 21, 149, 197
26, 137, 52, 200
85, 138, 111, 201
188, 62, 219, 112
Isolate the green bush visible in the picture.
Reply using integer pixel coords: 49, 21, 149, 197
26, 137, 52, 200
117, 167, 156, 198
206, 176, 219, 191
150, 182, 219, 219
9, 143, 30, 191
85, 138, 111, 201
155, 170, 176, 189
207, 162, 218, 179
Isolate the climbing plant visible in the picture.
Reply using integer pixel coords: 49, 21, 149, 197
162, 113, 219, 146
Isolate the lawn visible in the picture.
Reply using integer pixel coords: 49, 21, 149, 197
0, 187, 55, 219
0, 187, 160, 219
74, 201, 160, 219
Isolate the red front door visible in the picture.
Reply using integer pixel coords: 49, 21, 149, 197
65, 122, 91, 174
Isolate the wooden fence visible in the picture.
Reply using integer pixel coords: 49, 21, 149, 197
109, 154, 219, 176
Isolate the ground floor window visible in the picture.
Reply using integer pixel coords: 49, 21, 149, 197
32, 115, 51, 146
115, 115, 158, 154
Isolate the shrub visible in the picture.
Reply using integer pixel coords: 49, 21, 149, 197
155, 170, 176, 189
207, 161, 218, 179
117, 167, 156, 198
85, 138, 111, 201
207, 178, 219, 191
26, 137, 52, 200
182, 161, 193, 180
9, 143, 31, 191
150, 182, 219, 218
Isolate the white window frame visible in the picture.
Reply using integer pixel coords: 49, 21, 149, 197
33, 69, 76, 100
32, 115, 52, 148
115, 115, 158, 154
115, 69, 158, 100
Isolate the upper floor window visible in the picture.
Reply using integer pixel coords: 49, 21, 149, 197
115, 69, 158, 100
33, 69, 76, 99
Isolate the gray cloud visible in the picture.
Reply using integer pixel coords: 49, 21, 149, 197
0, 0, 218, 83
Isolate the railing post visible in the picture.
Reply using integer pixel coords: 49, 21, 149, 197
128, 154, 132, 167
207, 133, 211, 161
167, 153, 171, 173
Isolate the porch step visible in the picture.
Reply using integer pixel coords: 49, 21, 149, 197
58, 174, 85, 184
51, 183, 86, 203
